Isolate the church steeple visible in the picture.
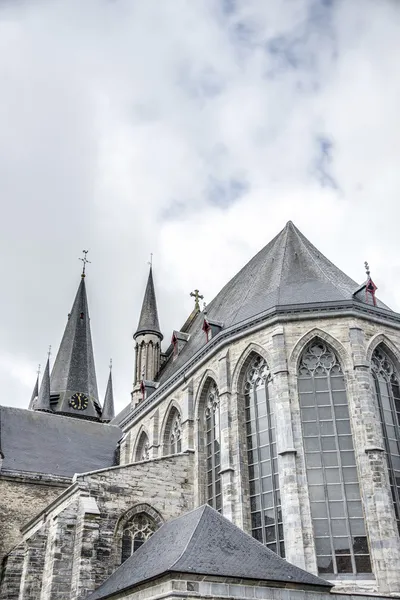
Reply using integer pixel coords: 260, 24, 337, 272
134, 266, 162, 339
101, 362, 115, 422
35, 358, 51, 412
50, 268, 100, 419
28, 373, 39, 410
132, 266, 163, 403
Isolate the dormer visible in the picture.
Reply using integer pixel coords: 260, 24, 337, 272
202, 317, 223, 342
172, 330, 190, 360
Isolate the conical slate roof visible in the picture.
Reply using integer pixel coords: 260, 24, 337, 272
157, 221, 390, 384
50, 276, 100, 418
35, 358, 51, 412
101, 370, 115, 422
87, 505, 330, 600
134, 267, 162, 339
28, 375, 39, 410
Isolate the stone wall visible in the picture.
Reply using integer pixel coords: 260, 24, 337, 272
0, 473, 68, 564
120, 313, 400, 595
2, 453, 194, 600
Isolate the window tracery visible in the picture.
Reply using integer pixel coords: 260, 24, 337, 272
298, 340, 371, 575
205, 383, 221, 512
244, 354, 284, 556
121, 513, 157, 563
371, 346, 400, 533
135, 431, 150, 462
170, 412, 182, 454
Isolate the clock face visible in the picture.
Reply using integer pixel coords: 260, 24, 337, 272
69, 392, 89, 411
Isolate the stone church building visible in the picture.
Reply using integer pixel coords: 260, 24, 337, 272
1, 221, 400, 600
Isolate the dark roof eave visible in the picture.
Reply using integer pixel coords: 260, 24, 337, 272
118, 299, 400, 430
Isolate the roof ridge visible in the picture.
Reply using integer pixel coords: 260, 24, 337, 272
276, 222, 290, 306
291, 225, 351, 300
169, 505, 208, 570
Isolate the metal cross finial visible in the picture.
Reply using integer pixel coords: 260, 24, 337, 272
109, 358, 113, 371
364, 261, 370, 277
79, 250, 91, 277
190, 289, 204, 311
37, 364, 41, 378
148, 253, 153, 268
47, 345, 52, 359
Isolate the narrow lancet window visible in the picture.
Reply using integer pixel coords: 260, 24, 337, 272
298, 340, 371, 575
205, 383, 222, 512
371, 346, 400, 533
135, 431, 150, 462
170, 412, 182, 454
244, 355, 284, 556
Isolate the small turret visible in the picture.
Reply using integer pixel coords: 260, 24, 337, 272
132, 266, 163, 405
35, 357, 51, 412
28, 372, 39, 410
102, 362, 115, 422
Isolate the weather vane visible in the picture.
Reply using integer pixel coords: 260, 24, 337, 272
37, 364, 41, 378
109, 358, 113, 371
364, 261, 370, 277
79, 250, 91, 277
190, 289, 204, 311
47, 345, 52, 359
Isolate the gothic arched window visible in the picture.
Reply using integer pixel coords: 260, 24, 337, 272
135, 431, 150, 462
162, 407, 182, 455
205, 383, 221, 512
244, 354, 284, 556
298, 340, 371, 575
121, 512, 157, 563
371, 346, 400, 533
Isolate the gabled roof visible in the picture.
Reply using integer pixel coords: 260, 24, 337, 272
0, 406, 121, 477
50, 275, 100, 418
156, 221, 391, 384
134, 267, 162, 339
87, 505, 330, 600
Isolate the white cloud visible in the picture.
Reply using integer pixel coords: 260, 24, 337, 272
0, 0, 399, 412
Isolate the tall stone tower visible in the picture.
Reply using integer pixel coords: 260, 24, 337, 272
132, 267, 163, 405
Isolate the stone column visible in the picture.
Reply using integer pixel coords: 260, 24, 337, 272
181, 380, 194, 452
149, 409, 160, 459
272, 329, 306, 569
218, 351, 235, 522
70, 497, 101, 600
18, 526, 48, 600
349, 326, 400, 594
40, 502, 78, 600
0, 544, 24, 600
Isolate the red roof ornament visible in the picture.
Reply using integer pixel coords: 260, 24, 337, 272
364, 261, 377, 307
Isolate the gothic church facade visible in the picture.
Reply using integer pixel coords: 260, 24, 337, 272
1, 222, 400, 600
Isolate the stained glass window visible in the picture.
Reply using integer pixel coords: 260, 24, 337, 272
298, 340, 371, 575
371, 346, 400, 534
205, 383, 222, 512
244, 355, 284, 556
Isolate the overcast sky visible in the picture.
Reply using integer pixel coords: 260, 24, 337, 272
0, 0, 399, 414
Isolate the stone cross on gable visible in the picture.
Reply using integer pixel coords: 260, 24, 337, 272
190, 289, 204, 311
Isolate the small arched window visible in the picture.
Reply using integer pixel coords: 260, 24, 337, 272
244, 354, 284, 556
298, 340, 371, 575
121, 512, 157, 563
204, 383, 221, 512
170, 412, 182, 454
135, 431, 150, 462
371, 346, 400, 533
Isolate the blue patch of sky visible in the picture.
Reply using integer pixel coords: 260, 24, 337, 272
313, 135, 339, 191
264, 0, 337, 81
206, 177, 249, 208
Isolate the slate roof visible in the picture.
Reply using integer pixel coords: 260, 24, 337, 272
35, 357, 51, 412
87, 505, 330, 600
156, 221, 391, 384
49, 275, 100, 418
101, 371, 115, 422
28, 375, 39, 410
134, 267, 162, 339
0, 406, 122, 477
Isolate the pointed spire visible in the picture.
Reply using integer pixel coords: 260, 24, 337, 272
50, 274, 100, 418
134, 267, 163, 340
28, 372, 39, 410
102, 360, 115, 422
35, 357, 51, 412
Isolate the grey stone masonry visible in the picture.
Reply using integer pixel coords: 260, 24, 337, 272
17, 525, 48, 600
218, 350, 235, 522
271, 329, 306, 570
0, 545, 24, 600
348, 325, 400, 594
